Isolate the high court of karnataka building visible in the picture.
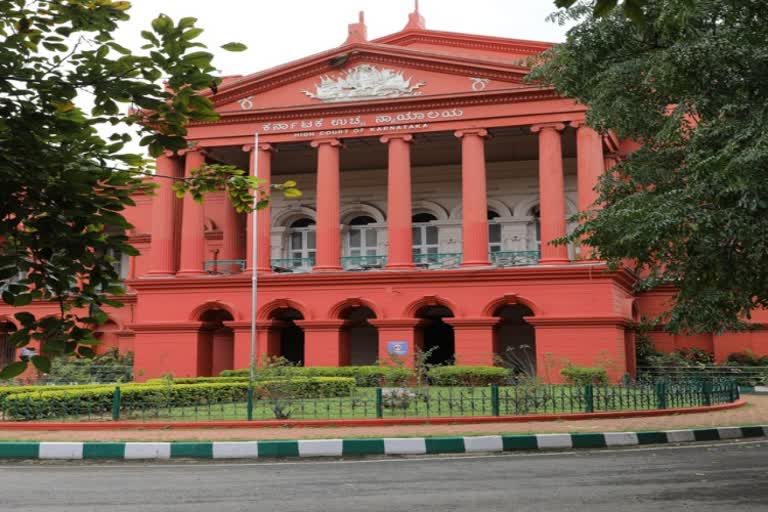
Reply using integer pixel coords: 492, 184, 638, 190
3, 5, 767, 382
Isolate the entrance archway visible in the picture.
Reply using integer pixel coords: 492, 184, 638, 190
416, 305, 455, 366
198, 309, 235, 377
270, 308, 305, 366
341, 306, 378, 366
494, 305, 536, 376
0, 321, 17, 369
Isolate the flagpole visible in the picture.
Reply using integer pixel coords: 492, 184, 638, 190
249, 132, 259, 386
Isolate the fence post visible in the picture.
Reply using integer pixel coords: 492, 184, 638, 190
375, 387, 383, 419
584, 384, 594, 413
247, 385, 254, 421
491, 385, 500, 416
111, 386, 121, 421
702, 380, 712, 406
655, 381, 668, 409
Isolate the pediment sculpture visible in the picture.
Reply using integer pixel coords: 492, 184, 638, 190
301, 64, 426, 103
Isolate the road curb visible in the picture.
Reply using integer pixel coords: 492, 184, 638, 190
740, 386, 768, 394
0, 425, 765, 460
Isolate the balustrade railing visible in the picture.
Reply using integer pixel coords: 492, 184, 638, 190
413, 253, 463, 270
341, 255, 387, 271
204, 260, 246, 275
490, 251, 540, 267
271, 257, 315, 273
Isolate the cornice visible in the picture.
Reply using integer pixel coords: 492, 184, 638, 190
525, 316, 633, 328
128, 321, 202, 333
372, 30, 553, 56
127, 264, 636, 291
194, 87, 566, 128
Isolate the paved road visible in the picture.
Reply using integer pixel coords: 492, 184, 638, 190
1, 441, 766, 512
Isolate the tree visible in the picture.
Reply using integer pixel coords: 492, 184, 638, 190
533, 0, 768, 333
0, 1, 298, 378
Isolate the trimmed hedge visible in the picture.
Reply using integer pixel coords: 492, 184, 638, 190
220, 366, 413, 386
560, 366, 609, 386
145, 376, 251, 385
427, 366, 510, 386
2, 377, 356, 421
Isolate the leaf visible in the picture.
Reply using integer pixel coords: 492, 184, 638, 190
112, 1, 132, 10
30, 355, 51, 373
281, 180, 297, 188
182, 28, 204, 41
14, 312, 35, 326
283, 188, 303, 198
0, 361, 27, 379
221, 42, 247, 52
151, 15, 173, 35
594, 0, 619, 17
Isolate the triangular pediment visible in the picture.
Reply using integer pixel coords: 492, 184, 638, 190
212, 43, 532, 114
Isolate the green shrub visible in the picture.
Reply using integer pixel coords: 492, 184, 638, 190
726, 351, 768, 367
427, 366, 509, 386
2, 377, 356, 421
145, 376, 251, 385
560, 366, 608, 386
220, 366, 413, 386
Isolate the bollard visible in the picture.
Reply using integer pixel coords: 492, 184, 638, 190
111, 386, 122, 421
584, 384, 594, 413
491, 385, 500, 416
375, 387, 383, 419
247, 385, 254, 421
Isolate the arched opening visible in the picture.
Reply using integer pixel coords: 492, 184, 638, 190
270, 307, 305, 366
527, 205, 541, 253
412, 212, 439, 262
198, 309, 235, 377
416, 305, 455, 366
494, 305, 536, 377
0, 321, 17, 369
346, 215, 379, 258
341, 306, 378, 366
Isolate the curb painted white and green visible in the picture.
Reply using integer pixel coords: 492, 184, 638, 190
0, 426, 766, 460
740, 386, 768, 394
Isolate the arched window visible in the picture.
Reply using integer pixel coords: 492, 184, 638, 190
287, 217, 316, 267
488, 210, 502, 253
346, 215, 378, 257
412, 212, 439, 259
527, 206, 541, 252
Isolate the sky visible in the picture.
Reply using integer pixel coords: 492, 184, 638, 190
109, 0, 572, 157
117, 0, 570, 78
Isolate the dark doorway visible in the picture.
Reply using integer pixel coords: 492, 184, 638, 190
494, 305, 536, 376
341, 306, 378, 366
417, 305, 455, 366
271, 308, 305, 366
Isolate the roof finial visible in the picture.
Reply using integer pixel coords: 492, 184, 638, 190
405, 0, 426, 31
343, 10, 368, 45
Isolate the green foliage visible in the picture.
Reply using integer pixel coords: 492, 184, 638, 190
647, 348, 714, 368
2, 377, 355, 420
553, 0, 695, 22
220, 366, 413, 387
43, 349, 134, 384
560, 366, 609, 385
533, 0, 768, 334
427, 366, 510, 386
725, 351, 768, 367
0, 1, 297, 376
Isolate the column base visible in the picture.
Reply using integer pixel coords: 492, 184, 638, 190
313, 266, 342, 272
460, 261, 491, 268
386, 263, 416, 270
176, 270, 207, 278
538, 257, 571, 265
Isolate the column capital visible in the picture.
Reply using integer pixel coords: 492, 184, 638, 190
454, 128, 489, 139
243, 143, 276, 153
310, 138, 342, 148
531, 122, 566, 133
178, 146, 208, 157
569, 119, 590, 129
380, 133, 414, 144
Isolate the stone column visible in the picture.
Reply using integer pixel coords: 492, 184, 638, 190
312, 138, 342, 271
381, 134, 414, 270
177, 149, 207, 277
369, 319, 420, 368
296, 320, 346, 366
445, 317, 499, 366
532, 123, 569, 264
245, 144, 275, 274
456, 129, 491, 267
220, 198, 244, 272
573, 121, 605, 260
148, 152, 183, 276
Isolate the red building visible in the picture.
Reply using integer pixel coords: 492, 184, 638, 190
2, 6, 767, 381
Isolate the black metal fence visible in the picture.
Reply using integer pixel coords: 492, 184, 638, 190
0, 379, 740, 423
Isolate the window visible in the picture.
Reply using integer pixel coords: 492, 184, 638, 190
488, 210, 502, 253
288, 217, 316, 268
412, 212, 439, 259
527, 206, 541, 252
346, 216, 378, 257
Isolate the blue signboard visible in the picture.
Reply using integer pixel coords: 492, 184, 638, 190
387, 341, 409, 356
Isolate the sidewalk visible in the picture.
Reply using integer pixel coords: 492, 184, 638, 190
1, 395, 765, 442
